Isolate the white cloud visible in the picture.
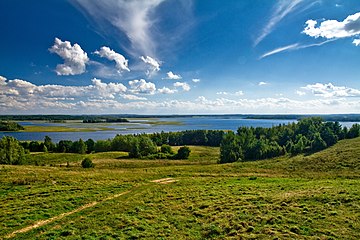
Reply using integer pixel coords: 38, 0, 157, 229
192, 78, 200, 83
258, 81, 268, 86
353, 39, 360, 46
72, 0, 193, 59
49, 38, 89, 75
260, 40, 334, 59
174, 82, 190, 91
216, 91, 244, 96
296, 90, 306, 96
260, 43, 299, 59
72, 0, 165, 57
158, 87, 177, 94
303, 12, 360, 39
164, 71, 182, 80
255, 0, 306, 46
2, 77, 360, 114
91, 78, 127, 99
120, 94, 147, 100
140, 55, 161, 77
94, 46, 130, 72
0, 76, 6, 85
302, 83, 360, 98
129, 79, 156, 95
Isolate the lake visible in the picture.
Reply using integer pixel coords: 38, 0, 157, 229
0, 117, 358, 142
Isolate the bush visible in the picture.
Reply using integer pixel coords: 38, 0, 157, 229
175, 146, 191, 159
81, 157, 94, 168
160, 144, 173, 154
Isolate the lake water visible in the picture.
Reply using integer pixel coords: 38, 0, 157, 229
0, 117, 358, 142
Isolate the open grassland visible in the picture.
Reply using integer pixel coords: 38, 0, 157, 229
1, 141, 360, 239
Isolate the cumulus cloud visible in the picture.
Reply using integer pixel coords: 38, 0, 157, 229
140, 56, 161, 77
302, 83, 360, 98
353, 39, 360, 46
94, 46, 130, 72
174, 82, 190, 91
258, 81, 268, 86
120, 94, 147, 100
91, 78, 127, 99
216, 91, 244, 96
0, 76, 6, 85
296, 90, 306, 96
192, 78, 200, 83
164, 71, 182, 80
303, 12, 360, 39
158, 87, 177, 94
128, 79, 156, 95
2, 76, 360, 114
49, 38, 89, 75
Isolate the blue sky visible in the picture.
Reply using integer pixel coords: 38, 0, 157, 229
1, 0, 360, 114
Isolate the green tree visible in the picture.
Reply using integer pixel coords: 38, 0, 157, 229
94, 140, 111, 152
128, 138, 140, 158
311, 132, 327, 151
85, 139, 95, 153
347, 124, 360, 139
138, 136, 157, 157
220, 132, 243, 163
0, 136, 25, 165
44, 136, 55, 152
176, 146, 191, 159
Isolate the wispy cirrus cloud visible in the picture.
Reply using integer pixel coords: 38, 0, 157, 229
71, 0, 194, 60
72, 0, 164, 58
259, 39, 335, 59
254, 0, 304, 46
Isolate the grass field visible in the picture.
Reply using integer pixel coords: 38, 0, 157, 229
1, 140, 359, 239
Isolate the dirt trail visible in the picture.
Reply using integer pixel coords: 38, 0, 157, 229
5, 177, 178, 239
5, 190, 131, 239
151, 177, 177, 184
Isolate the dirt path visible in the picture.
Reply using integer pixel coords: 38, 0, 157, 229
151, 177, 178, 184
5, 190, 131, 239
5, 177, 178, 239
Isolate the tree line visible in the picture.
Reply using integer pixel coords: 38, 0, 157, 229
220, 117, 360, 163
0, 121, 24, 131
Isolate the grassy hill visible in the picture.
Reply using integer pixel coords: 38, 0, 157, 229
0, 139, 359, 239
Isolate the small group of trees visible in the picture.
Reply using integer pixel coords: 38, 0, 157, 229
83, 118, 129, 123
0, 121, 24, 131
20, 137, 90, 154
220, 117, 360, 163
0, 136, 25, 165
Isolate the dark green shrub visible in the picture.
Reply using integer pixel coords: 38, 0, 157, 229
81, 157, 94, 168
175, 146, 191, 159
160, 144, 173, 154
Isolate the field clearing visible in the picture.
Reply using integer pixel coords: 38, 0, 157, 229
1, 140, 360, 239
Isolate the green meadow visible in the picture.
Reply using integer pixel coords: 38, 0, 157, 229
1, 139, 359, 239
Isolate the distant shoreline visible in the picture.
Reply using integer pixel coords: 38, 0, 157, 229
1, 114, 360, 122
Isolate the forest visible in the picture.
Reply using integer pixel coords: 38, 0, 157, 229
220, 117, 360, 163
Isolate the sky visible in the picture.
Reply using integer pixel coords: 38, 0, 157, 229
1, 0, 360, 115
